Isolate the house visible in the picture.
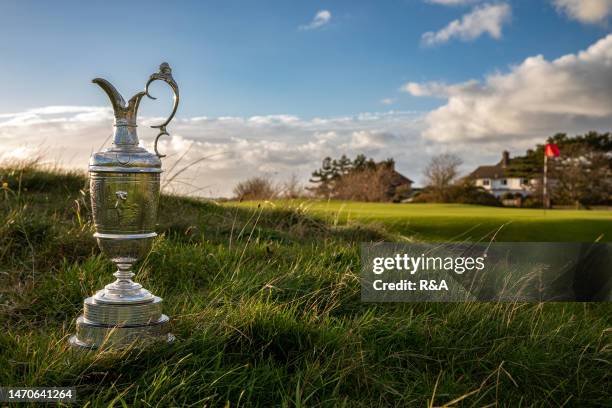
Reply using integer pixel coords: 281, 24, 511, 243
469, 151, 536, 198
384, 166, 413, 202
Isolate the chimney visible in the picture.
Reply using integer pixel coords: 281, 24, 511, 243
501, 151, 510, 168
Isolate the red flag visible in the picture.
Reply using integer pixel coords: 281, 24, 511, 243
545, 143, 560, 157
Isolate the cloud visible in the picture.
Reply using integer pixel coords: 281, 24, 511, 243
0, 107, 430, 196
401, 80, 483, 99
553, 0, 612, 24
422, 3, 511, 46
409, 34, 612, 144
401, 81, 449, 97
380, 98, 395, 105
348, 131, 398, 150
425, 0, 483, 5
299, 10, 332, 31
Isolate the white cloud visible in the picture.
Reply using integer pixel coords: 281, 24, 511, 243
380, 98, 395, 105
409, 34, 612, 144
422, 3, 511, 46
348, 131, 398, 150
553, 0, 612, 24
401, 81, 449, 97
426, 0, 483, 5
0, 107, 430, 196
299, 10, 332, 31
247, 114, 300, 125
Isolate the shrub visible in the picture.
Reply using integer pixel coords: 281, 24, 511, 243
412, 183, 500, 206
522, 197, 543, 208
233, 176, 278, 201
334, 166, 404, 202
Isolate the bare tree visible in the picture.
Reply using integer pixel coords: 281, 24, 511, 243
334, 165, 401, 202
423, 153, 463, 201
281, 174, 305, 199
233, 176, 279, 201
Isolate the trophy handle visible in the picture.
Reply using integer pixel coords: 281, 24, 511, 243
145, 62, 180, 158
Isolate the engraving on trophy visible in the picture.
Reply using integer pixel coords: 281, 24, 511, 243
116, 153, 131, 165
115, 191, 128, 200
69, 62, 179, 349
114, 190, 128, 218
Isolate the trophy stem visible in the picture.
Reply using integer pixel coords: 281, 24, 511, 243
92, 261, 154, 305
114, 263, 135, 281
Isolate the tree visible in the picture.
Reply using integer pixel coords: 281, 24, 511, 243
504, 131, 612, 206
334, 165, 396, 202
334, 154, 353, 176
506, 131, 612, 178
308, 154, 408, 201
233, 176, 278, 201
352, 154, 376, 172
308, 157, 337, 197
423, 153, 462, 201
309, 155, 358, 197
550, 145, 611, 208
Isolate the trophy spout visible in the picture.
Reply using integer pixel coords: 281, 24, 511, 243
92, 78, 147, 146
92, 78, 126, 118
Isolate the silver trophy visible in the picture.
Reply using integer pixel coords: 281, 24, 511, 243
69, 63, 179, 349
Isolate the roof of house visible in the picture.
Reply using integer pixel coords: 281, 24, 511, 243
469, 151, 517, 180
390, 170, 413, 185
469, 164, 512, 179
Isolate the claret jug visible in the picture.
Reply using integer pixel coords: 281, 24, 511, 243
69, 63, 178, 349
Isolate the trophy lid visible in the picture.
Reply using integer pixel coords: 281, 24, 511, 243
89, 63, 179, 173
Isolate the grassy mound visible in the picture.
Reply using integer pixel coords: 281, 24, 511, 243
0, 165, 610, 407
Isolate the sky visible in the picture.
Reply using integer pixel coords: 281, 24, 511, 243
1, 0, 611, 196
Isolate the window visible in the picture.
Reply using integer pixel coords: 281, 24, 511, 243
501, 179, 507, 185
483, 179, 490, 186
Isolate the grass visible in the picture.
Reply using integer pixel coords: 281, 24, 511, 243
232, 200, 612, 242
0, 165, 610, 407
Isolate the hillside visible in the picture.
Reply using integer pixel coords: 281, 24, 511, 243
0, 165, 610, 407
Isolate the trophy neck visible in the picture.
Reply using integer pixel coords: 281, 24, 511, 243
113, 122, 139, 147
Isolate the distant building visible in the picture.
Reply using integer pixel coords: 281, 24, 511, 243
469, 151, 536, 198
385, 166, 413, 201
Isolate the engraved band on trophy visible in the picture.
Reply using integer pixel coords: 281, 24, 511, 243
69, 63, 178, 349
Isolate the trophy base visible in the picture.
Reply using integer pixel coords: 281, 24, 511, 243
70, 293, 172, 350
69, 315, 173, 350
84, 295, 163, 325
69, 333, 175, 350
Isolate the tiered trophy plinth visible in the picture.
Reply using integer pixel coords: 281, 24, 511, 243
69, 263, 173, 349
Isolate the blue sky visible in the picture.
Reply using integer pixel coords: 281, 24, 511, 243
0, 0, 607, 117
1, 1, 611, 196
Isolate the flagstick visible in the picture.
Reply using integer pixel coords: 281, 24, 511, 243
543, 152, 549, 209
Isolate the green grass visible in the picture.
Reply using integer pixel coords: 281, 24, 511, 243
0, 166, 610, 407
232, 200, 612, 242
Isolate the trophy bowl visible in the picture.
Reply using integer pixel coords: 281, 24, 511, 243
90, 170, 161, 265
